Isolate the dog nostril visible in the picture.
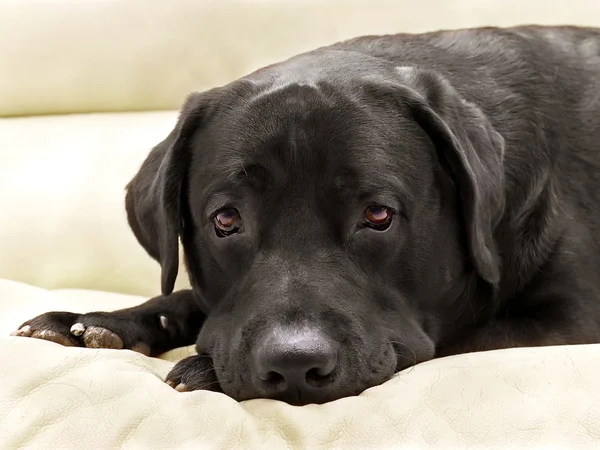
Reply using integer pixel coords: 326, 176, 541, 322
261, 371, 285, 385
305, 367, 335, 387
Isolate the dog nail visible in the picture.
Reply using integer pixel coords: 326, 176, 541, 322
70, 323, 86, 336
175, 383, 188, 392
12, 325, 32, 337
159, 315, 169, 329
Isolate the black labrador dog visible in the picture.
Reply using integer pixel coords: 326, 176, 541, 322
12, 25, 600, 405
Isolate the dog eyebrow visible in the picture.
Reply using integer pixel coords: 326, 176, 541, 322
335, 171, 414, 216
335, 167, 413, 209
202, 180, 246, 217
201, 164, 269, 214
205, 160, 269, 190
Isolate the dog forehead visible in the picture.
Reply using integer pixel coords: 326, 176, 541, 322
191, 76, 432, 200
195, 82, 361, 171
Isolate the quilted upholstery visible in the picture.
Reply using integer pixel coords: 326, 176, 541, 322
2, 279, 600, 448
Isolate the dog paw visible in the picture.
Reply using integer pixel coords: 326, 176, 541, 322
11, 312, 83, 347
166, 355, 221, 392
10, 311, 154, 355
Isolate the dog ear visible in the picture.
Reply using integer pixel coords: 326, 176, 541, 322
125, 92, 209, 295
394, 67, 506, 285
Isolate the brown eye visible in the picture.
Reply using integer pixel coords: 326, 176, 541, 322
214, 208, 241, 237
363, 205, 393, 230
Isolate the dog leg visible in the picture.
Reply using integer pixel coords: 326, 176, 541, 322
10, 290, 205, 356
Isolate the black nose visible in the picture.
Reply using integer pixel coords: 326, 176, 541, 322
254, 327, 339, 404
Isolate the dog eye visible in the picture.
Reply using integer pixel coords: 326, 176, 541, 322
363, 205, 394, 230
213, 208, 241, 237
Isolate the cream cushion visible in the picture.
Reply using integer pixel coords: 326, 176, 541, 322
2, 279, 600, 448
2, 0, 600, 117
0, 112, 187, 297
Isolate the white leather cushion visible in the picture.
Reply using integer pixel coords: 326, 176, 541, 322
2, 0, 600, 117
0, 111, 190, 297
2, 278, 600, 448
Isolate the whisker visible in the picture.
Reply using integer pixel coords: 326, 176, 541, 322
387, 340, 418, 369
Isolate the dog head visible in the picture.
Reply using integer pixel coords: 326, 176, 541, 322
126, 50, 505, 405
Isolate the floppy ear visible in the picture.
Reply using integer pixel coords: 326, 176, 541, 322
394, 67, 506, 285
125, 92, 208, 295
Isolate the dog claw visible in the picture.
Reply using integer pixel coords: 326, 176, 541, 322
70, 323, 86, 336
159, 315, 168, 329
11, 325, 32, 337
166, 378, 190, 392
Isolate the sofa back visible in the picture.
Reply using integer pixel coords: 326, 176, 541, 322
2, 0, 600, 117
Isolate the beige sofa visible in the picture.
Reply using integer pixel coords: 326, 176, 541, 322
2, 0, 600, 447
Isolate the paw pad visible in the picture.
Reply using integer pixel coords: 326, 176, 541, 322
82, 326, 124, 349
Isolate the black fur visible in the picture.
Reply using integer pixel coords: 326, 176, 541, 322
16, 26, 600, 405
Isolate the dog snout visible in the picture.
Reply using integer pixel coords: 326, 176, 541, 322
253, 326, 339, 404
